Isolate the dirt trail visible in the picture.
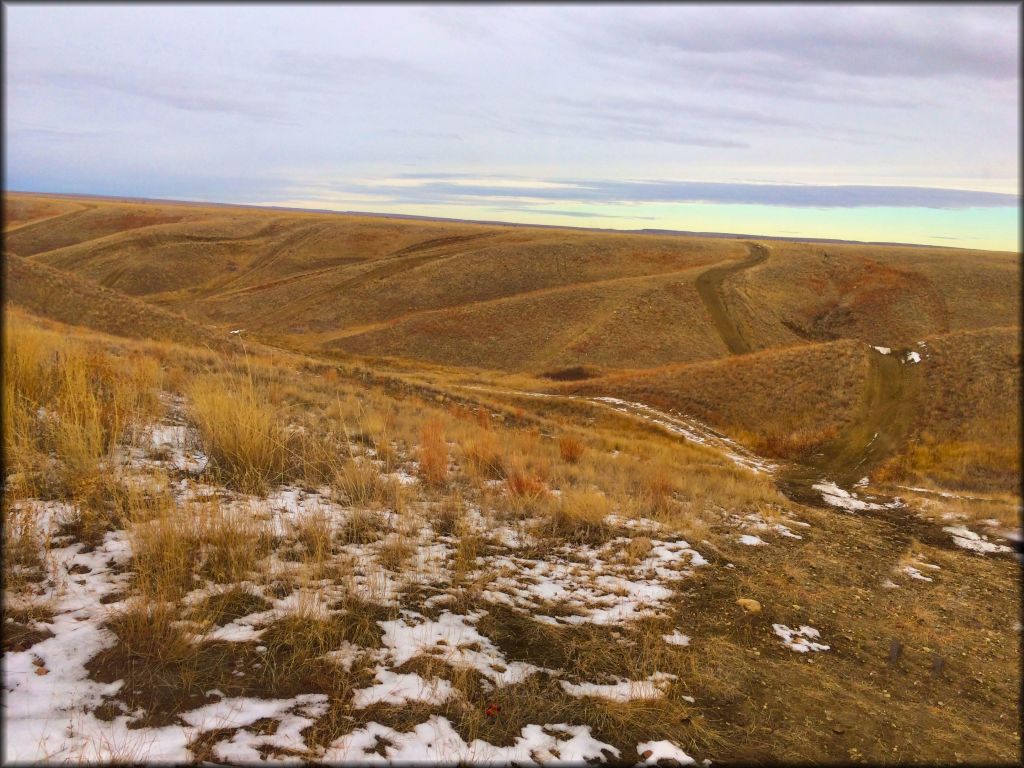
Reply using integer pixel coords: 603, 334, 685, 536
695, 242, 769, 355
692, 241, 925, 517
778, 347, 921, 505
462, 377, 990, 554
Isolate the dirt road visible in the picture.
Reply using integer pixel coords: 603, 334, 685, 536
695, 242, 769, 355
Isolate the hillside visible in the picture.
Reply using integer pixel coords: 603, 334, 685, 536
4, 192, 1020, 494
3, 252, 232, 350
2, 191, 1020, 764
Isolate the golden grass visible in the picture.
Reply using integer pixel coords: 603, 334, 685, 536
558, 433, 585, 464
418, 417, 448, 486
188, 372, 291, 494
547, 489, 612, 542
3, 236, 1019, 764
3, 310, 161, 500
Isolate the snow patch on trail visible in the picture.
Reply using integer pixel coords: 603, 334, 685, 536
812, 481, 900, 512
942, 526, 1012, 555
591, 397, 774, 475
773, 624, 830, 653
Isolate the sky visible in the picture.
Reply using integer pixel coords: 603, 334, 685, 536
4, 3, 1020, 251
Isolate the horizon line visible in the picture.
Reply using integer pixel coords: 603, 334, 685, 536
5, 188, 1019, 254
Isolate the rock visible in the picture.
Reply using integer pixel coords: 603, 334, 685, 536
736, 598, 761, 613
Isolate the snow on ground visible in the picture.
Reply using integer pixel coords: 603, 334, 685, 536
772, 624, 830, 653
1, 406, 831, 764
900, 566, 933, 582
321, 717, 620, 764
662, 631, 691, 646
560, 672, 677, 702
738, 534, 766, 546
942, 526, 1013, 555
378, 610, 545, 686
904, 351, 922, 364
351, 669, 454, 708
872, 346, 891, 355
812, 481, 901, 512
637, 739, 696, 766
590, 397, 774, 475
477, 535, 706, 626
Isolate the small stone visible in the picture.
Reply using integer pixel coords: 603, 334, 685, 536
641, 750, 653, 760
736, 598, 761, 613
34, 667, 49, 676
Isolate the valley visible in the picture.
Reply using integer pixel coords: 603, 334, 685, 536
2, 191, 1020, 764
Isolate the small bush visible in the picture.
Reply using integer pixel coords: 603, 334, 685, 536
188, 373, 290, 494
418, 418, 448, 487
460, 431, 505, 480
549, 489, 611, 541
558, 435, 585, 464
335, 458, 386, 507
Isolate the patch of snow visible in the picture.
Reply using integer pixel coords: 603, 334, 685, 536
872, 346, 891, 355
637, 740, 696, 766
773, 624, 830, 653
812, 481, 898, 512
477, 535, 705, 626
738, 534, 766, 546
662, 631, 690, 646
773, 523, 803, 539
322, 716, 619, 764
942, 526, 1012, 554
560, 672, 676, 702
182, 694, 328, 763
900, 566, 933, 582
352, 668, 454, 708
904, 350, 922, 364
378, 611, 544, 686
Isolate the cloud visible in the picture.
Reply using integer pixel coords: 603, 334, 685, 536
495, 207, 655, 220
17, 67, 283, 122
587, 6, 1017, 81
321, 175, 1018, 210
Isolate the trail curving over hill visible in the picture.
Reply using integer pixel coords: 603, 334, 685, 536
695, 242, 768, 355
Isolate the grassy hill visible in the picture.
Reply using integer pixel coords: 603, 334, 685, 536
2, 191, 1019, 764
4, 190, 1019, 493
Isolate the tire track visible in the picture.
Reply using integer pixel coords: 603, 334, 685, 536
695, 242, 768, 355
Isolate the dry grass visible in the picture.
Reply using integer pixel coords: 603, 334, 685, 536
335, 458, 388, 507
188, 372, 291, 494
558, 434, 585, 464
547, 489, 612, 542
3, 310, 161, 500
3, 196, 1020, 764
418, 417, 449, 486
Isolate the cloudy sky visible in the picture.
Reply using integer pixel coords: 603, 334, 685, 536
5, 4, 1020, 250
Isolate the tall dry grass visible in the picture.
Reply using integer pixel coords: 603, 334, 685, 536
418, 417, 449, 486
188, 372, 291, 494
3, 312, 161, 500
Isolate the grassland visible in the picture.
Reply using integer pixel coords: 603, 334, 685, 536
2, 191, 1020, 764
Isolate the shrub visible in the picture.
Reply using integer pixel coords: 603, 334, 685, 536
558, 434, 585, 464
418, 417, 448, 486
188, 372, 290, 494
